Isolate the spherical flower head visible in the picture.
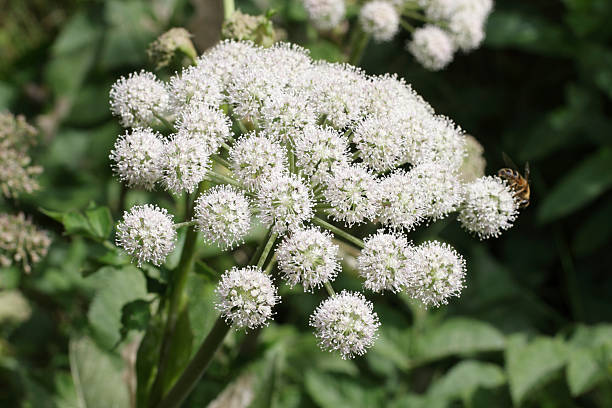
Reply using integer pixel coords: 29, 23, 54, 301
303, 0, 346, 30
302, 62, 369, 129
176, 102, 232, 155
323, 163, 379, 226
215, 266, 279, 330
406, 241, 465, 308
309, 291, 380, 359
408, 115, 466, 170
277, 227, 340, 292
194, 185, 251, 249
408, 25, 456, 71
293, 125, 350, 185
359, 1, 400, 42
449, 10, 486, 51
229, 133, 288, 190
161, 132, 211, 194
458, 176, 519, 239
358, 231, 412, 293
109, 70, 169, 128
202, 40, 259, 88
109, 128, 165, 190
365, 74, 433, 118
353, 115, 409, 171
168, 62, 224, 111
256, 174, 314, 234
374, 170, 427, 231
411, 162, 463, 221
116, 204, 176, 266
459, 134, 486, 183
260, 88, 317, 141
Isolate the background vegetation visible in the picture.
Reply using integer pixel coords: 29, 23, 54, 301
1, 0, 611, 407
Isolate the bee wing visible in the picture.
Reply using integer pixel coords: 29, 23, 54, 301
502, 152, 519, 171
524, 162, 530, 182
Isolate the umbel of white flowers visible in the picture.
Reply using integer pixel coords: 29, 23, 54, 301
302, 0, 493, 71
109, 40, 520, 359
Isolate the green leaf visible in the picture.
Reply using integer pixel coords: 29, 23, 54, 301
87, 266, 147, 349
566, 324, 612, 396
68, 336, 130, 408
84, 206, 113, 240
304, 370, 385, 408
505, 335, 568, 405
413, 318, 506, 363
427, 360, 506, 404
119, 299, 151, 342
538, 147, 612, 223
572, 198, 612, 256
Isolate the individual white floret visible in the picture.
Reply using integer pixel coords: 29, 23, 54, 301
194, 185, 251, 249
412, 161, 463, 221
458, 176, 518, 239
109, 128, 165, 190
294, 125, 350, 185
323, 163, 379, 226
303, 0, 346, 30
116, 204, 176, 266
277, 227, 340, 292
256, 174, 315, 234
353, 115, 410, 171
359, 1, 400, 42
109, 70, 170, 128
405, 240, 465, 307
176, 102, 232, 155
358, 231, 412, 293
374, 170, 427, 231
216, 266, 279, 330
309, 291, 380, 359
167, 62, 224, 111
229, 133, 288, 190
161, 132, 211, 194
407, 25, 456, 71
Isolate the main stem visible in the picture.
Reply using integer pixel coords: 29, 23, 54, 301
155, 229, 278, 407
149, 191, 201, 405
223, 0, 235, 20
155, 317, 231, 408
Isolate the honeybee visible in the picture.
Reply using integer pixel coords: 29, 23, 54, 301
498, 153, 530, 209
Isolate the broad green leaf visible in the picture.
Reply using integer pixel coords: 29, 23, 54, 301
413, 318, 506, 363
119, 299, 151, 341
53, 371, 81, 408
87, 266, 147, 349
69, 336, 130, 408
84, 206, 113, 240
250, 344, 286, 408
538, 147, 612, 223
427, 360, 506, 404
368, 326, 411, 372
505, 335, 568, 405
304, 370, 385, 408
566, 324, 612, 396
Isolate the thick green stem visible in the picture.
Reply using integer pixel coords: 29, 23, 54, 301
312, 217, 364, 248
149, 187, 202, 406
348, 26, 369, 66
155, 317, 232, 408
223, 0, 235, 20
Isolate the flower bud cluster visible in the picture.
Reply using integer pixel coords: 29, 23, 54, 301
0, 212, 51, 273
109, 39, 520, 359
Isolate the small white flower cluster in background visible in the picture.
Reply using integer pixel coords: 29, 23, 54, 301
109, 40, 521, 359
301, 0, 493, 71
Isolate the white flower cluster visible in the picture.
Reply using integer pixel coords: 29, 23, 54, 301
301, 0, 492, 71
109, 40, 521, 358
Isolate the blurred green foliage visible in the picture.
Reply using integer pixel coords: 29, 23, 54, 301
1, 0, 612, 407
